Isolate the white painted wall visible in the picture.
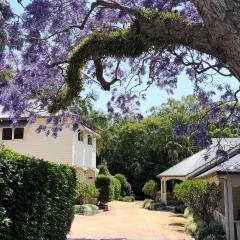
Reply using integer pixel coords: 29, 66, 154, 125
72, 126, 97, 169
0, 118, 98, 170
0, 118, 73, 165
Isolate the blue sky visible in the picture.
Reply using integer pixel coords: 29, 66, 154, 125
10, 0, 239, 114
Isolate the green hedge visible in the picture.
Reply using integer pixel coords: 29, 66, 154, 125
98, 164, 110, 175
0, 147, 77, 240
95, 175, 114, 204
114, 173, 129, 196
113, 177, 121, 200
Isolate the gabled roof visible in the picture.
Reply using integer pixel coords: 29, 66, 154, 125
157, 138, 240, 179
0, 106, 101, 136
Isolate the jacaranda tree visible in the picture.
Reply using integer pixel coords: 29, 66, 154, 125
0, 0, 240, 145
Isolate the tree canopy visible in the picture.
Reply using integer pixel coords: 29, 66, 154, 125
0, 0, 240, 143
99, 96, 239, 195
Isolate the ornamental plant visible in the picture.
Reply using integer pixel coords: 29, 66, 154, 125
174, 179, 222, 223
0, 1, 240, 147
76, 181, 99, 204
142, 180, 158, 199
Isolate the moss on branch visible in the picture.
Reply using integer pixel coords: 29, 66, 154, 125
49, 10, 181, 112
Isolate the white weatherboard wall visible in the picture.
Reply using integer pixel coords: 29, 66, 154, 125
0, 118, 73, 165
72, 126, 97, 169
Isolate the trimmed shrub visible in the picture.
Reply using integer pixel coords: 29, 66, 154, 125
174, 179, 222, 223
0, 146, 77, 240
76, 181, 99, 204
142, 180, 158, 199
98, 164, 110, 175
113, 177, 121, 200
115, 173, 129, 196
115, 173, 128, 188
95, 175, 114, 204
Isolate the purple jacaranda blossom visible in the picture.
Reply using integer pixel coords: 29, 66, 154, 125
0, 0, 238, 143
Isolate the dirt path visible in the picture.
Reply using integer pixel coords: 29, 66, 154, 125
68, 201, 193, 240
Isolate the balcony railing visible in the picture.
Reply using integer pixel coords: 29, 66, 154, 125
213, 210, 226, 230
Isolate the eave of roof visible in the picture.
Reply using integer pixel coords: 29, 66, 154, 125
187, 144, 240, 179
157, 138, 240, 179
0, 115, 101, 136
197, 153, 240, 178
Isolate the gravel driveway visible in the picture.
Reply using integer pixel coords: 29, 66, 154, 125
68, 201, 193, 240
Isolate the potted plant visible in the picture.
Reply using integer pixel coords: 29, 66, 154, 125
89, 186, 99, 205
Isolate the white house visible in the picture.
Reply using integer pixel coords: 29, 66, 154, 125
0, 115, 100, 184
157, 138, 240, 240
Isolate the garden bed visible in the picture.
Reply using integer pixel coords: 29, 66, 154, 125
75, 204, 100, 216
75, 203, 110, 216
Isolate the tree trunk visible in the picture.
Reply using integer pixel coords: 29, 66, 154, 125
192, 0, 240, 80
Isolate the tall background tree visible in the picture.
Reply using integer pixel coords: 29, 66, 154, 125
99, 96, 239, 195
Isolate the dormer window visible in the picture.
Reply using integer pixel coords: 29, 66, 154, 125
78, 131, 84, 141
88, 135, 92, 145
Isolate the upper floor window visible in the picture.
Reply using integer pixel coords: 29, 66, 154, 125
88, 135, 93, 145
14, 128, 24, 139
2, 128, 24, 140
78, 131, 84, 142
2, 128, 12, 140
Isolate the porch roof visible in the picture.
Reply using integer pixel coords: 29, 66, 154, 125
157, 138, 240, 179
156, 149, 202, 178
197, 153, 240, 178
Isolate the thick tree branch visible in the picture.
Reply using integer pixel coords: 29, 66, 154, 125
94, 58, 119, 91
48, 11, 220, 113
191, 0, 240, 79
80, 0, 138, 29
